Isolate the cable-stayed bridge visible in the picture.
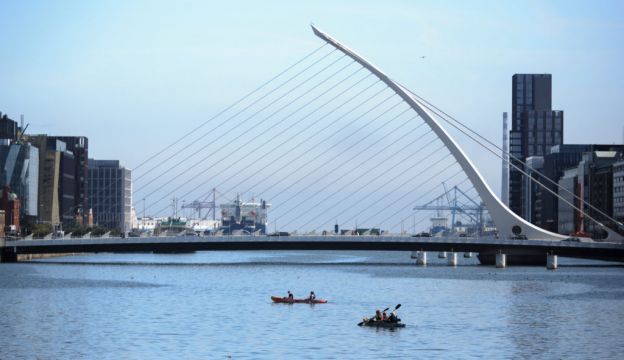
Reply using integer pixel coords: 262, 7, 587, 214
2, 26, 623, 263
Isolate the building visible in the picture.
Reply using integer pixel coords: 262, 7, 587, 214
532, 145, 596, 232
0, 143, 39, 221
501, 112, 509, 206
48, 136, 88, 221
558, 150, 623, 237
524, 144, 624, 233
614, 159, 624, 227
508, 74, 564, 219
28, 135, 79, 228
0, 112, 19, 140
87, 159, 132, 232
558, 168, 578, 235
523, 155, 544, 226
1, 187, 20, 235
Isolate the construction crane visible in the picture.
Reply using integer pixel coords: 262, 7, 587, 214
413, 184, 485, 235
181, 188, 217, 220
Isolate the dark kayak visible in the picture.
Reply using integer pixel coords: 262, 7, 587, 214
271, 296, 328, 304
358, 320, 406, 328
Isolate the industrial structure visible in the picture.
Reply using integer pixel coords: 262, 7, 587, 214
413, 185, 488, 236
219, 195, 270, 235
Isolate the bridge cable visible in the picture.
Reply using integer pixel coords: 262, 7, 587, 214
406, 91, 620, 233
134, 53, 349, 198
132, 43, 329, 173
297, 138, 446, 231
165, 82, 397, 215
201, 71, 378, 198
394, 178, 473, 233
215, 93, 406, 203
134, 49, 343, 186
371, 164, 464, 232
402, 85, 623, 230
82, 45, 334, 225
322, 146, 456, 232
135, 55, 354, 205
269, 120, 438, 230
232, 87, 396, 198
288, 130, 440, 231
140, 58, 368, 214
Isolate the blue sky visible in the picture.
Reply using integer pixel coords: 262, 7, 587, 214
1, 0, 623, 227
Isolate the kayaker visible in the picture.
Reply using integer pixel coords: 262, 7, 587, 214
287, 290, 294, 300
388, 309, 399, 323
382, 310, 388, 321
374, 309, 382, 322
309, 291, 316, 301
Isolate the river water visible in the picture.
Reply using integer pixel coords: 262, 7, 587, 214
1, 251, 623, 359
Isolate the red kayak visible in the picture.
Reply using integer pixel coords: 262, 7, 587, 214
271, 296, 328, 304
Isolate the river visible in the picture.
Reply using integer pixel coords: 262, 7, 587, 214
1, 251, 623, 359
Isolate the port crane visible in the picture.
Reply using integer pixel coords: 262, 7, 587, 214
181, 188, 217, 220
413, 184, 486, 235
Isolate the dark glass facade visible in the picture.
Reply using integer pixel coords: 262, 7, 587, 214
0, 144, 39, 219
509, 74, 564, 219
87, 159, 132, 231
48, 136, 88, 220
0, 113, 18, 141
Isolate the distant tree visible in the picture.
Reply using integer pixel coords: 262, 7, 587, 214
32, 223, 53, 237
90, 226, 107, 237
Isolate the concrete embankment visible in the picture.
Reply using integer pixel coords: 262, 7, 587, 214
17, 253, 79, 261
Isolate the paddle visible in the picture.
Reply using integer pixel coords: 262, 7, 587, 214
358, 304, 401, 326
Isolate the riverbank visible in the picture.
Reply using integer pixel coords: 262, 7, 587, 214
17, 253, 79, 261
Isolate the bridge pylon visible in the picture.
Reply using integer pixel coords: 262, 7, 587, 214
311, 25, 566, 241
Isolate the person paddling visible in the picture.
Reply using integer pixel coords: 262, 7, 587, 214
388, 308, 399, 323
287, 290, 294, 300
309, 291, 316, 301
374, 309, 382, 322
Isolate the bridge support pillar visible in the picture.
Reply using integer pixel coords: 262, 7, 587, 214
496, 253, 506, 268
447, 252, 457, 267
547, 254, 557, 270
416, 251, 427, 266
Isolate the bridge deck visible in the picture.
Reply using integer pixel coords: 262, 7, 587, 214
4, 235, 624, 262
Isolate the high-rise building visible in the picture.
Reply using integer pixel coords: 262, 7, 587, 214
558, 150, 623, 237
614, 160, 624, 227
28, 135, 77, 228
48, 136, 88, 221
0, 112, 19, 141
87, 159, 132, 232
501, 112, 509, 206
0, 143, 39, 220
509, 74, 564, 219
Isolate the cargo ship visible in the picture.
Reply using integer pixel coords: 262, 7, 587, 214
219, 195, 270, 235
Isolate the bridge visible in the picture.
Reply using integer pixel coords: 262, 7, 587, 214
3, 235, 624, 264
2, 26, 623, 263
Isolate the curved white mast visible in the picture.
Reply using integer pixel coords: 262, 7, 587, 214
312, 25, 566, 240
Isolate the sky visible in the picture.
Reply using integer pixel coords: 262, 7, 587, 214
1, 0, 623, 230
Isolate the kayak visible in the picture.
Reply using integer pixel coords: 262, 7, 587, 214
358, 320, 406, 328
271, 296, 328, 304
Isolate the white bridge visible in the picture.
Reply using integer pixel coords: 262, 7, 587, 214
3, 26, 623, 262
